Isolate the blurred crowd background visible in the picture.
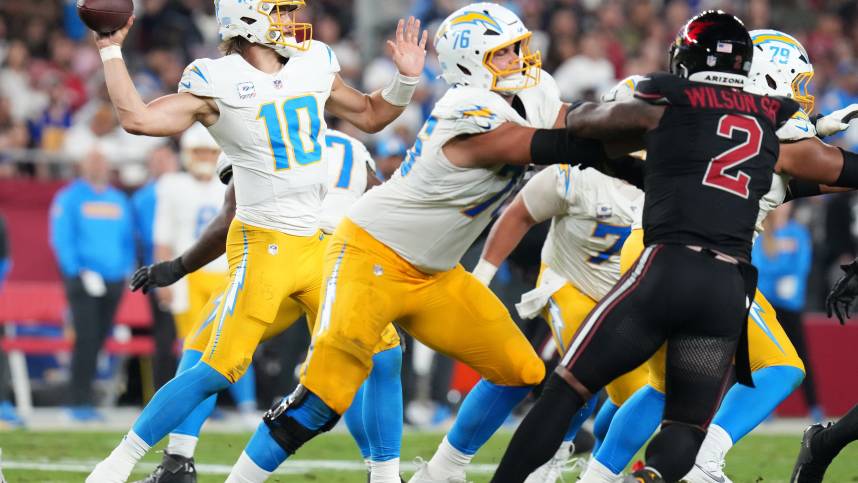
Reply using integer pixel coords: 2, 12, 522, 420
1, 0, 858, 423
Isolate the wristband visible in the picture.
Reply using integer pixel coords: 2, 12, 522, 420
381, 72, 421, 107
472, 259, 498, 286
100, 45, 123, 62
835, 148, 858, 188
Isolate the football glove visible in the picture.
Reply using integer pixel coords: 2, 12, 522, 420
826, 259, 858, 325
129, 258, 188, 294
815, 104, 858, 137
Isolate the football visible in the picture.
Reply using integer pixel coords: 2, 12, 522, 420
77, 0, 134, 34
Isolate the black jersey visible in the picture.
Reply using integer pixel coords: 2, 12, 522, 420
636, 72, 799, 260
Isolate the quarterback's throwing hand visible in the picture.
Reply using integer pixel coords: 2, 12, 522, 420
388, 16, 428, 78
94, 16, 134, 49
826, 259, 858, 324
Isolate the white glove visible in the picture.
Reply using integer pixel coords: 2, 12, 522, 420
472, 259, 498, 287
816, 104, 858, 137
80, 270, 107, 297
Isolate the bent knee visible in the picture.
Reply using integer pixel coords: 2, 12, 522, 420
485, 354, 545, 387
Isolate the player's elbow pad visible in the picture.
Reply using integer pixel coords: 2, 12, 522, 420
834, 148, 858, 188
530, 128, 608, 167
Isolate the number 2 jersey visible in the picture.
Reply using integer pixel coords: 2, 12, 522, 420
178, 42, 340, 236
348, 70, 564, 273
635, 73, 799, 260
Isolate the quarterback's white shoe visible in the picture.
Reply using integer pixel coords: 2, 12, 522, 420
524, 442, 585, 483
682, 455, 732, 483
408, 458, 468, 483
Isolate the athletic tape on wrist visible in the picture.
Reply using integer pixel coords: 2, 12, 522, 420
381, 72, 420, 107
472, 259, 498, 286
100, 45, 123, 62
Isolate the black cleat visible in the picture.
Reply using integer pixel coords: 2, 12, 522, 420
790, 423, 834, 483
622, 467, 665, 483
132, 452, 197, 483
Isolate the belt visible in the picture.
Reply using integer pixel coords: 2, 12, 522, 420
685, 245, 741, 265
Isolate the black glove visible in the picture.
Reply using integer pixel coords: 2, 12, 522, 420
826, 260, 858, 325
129, 258, 189, 294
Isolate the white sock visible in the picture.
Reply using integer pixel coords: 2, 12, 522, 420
369, 458, 400, 482
426, 436, 472, 478
704, 424, 734, 456
578, 457, 621, 483
88, 431, 150, 482
225, 451, 272, 483
166, 433, 198, 459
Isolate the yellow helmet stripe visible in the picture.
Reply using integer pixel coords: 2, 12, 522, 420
450, 11, 501, 31
751, 34, 801, 50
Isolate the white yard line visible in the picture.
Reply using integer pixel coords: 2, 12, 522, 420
2, 459, 502, 475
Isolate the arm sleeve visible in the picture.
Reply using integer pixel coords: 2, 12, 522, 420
520, 166, 571, 223
49, 190, 80, 276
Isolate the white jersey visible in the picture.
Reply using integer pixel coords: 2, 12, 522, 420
153, 172, 228, 273
320, 129, 375, 234
349, 70, 564, 273
524, 165, 644, 301
755, 110, 817, 237
178, 42, 341, 235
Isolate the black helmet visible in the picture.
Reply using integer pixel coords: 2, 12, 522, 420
669, 10, 753, 86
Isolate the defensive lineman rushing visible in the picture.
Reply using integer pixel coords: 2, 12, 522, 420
224, 3, 621, 482
85, 0, 428, 481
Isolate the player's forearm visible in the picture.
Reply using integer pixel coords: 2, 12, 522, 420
481, 199, 536, 268
179, 206, 234, 273
361, 91, 406, 133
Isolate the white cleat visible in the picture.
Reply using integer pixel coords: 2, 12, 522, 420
524, 443, 585, 483
682, 457, 732, 483
408, 458, 468, 483
85, 459, 132, 483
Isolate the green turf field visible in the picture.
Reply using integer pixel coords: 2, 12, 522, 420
2, 429, 858, 482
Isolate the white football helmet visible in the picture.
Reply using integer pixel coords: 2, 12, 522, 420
434, 2, 541, 93
746, 29, 814, 113
180, 123, 221, 179
215, 0, 312, 55
601, 75, 646, 103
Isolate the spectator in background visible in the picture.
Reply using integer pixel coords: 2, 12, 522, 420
131, 146, 179, 390
374, 136, 407, 180
0, 214, 23, 428
553, 30, 615, 101
49, 147, 135, 422
753, 204, 822, 421
63, 101, 165, 165
820, 62, 858, 152
27, 74, 73, 152
0, 40, 47, 123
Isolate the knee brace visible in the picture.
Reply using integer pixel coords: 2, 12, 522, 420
262, 385, 340, 455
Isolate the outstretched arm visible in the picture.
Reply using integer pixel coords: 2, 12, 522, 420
776, 136, 858, 188
130, 182, 236, 293
327, 17, 428, 133
95, 17, 217, 136
565, 100, 663, 156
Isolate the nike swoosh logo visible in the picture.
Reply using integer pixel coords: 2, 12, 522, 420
795, 123, 809, 132
180, 81, 192, 89
695, 464, 726, 483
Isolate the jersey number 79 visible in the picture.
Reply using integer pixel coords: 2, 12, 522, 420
702, 114, 763, 199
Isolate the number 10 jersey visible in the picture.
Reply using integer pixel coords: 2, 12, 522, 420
178, 43, 341, 236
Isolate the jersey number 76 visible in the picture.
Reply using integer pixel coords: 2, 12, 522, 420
702, 114, 763, 199
258, 95, 322, 171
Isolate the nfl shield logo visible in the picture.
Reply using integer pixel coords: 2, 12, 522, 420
274, 79, 283, 89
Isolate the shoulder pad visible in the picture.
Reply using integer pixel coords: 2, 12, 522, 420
433, 87, 513, 134
179, 58, 216, 98
633, 72, 677, 105
777, 109, 816, 141
774, 96, 802, 129
514, 69, 564, 128
308, 41, 340, 74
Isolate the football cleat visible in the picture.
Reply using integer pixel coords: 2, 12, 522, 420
524, 443, 586, 483
683, 444, 732, 483
790, 423, 833, 483
407, 458, 468, 483
132, 452, 196, 483
621, 467, 664, 483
